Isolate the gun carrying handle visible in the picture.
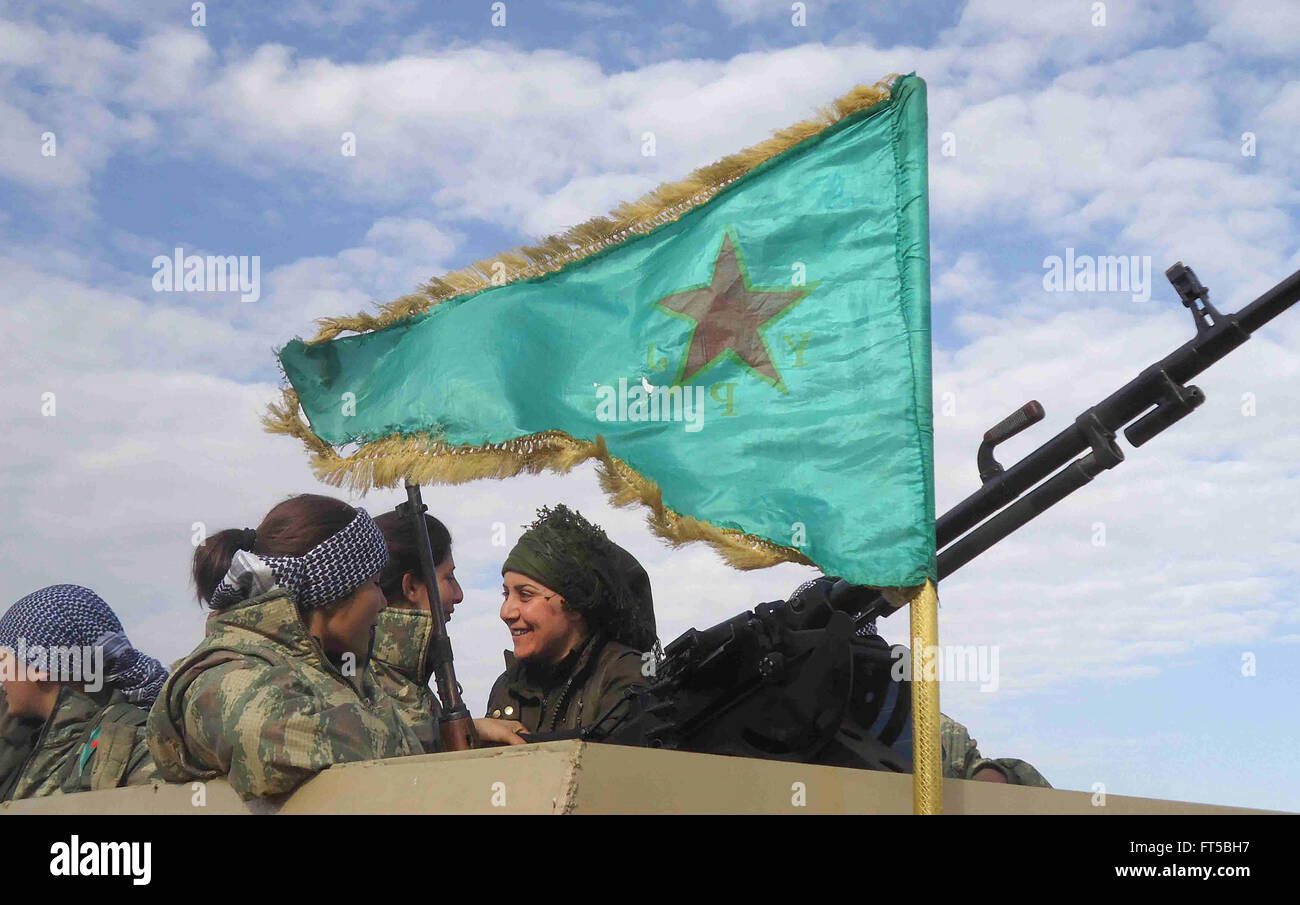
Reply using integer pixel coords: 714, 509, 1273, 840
977, 400, 1045, 482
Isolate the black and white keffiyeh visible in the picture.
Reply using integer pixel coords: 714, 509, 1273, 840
0, 584, 169, 705
210, 508, 388, 612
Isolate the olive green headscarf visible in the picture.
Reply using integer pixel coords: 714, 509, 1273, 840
502, 504, 657, 652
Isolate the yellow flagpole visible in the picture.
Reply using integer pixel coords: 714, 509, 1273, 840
910, 579, 942, 814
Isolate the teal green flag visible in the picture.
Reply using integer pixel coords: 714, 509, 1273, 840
276, 74, 934, 589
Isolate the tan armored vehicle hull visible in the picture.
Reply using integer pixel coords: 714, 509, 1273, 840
0, 741, 1269, 815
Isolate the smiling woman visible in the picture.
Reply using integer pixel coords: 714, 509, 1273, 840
146, 494, 422, 800
487, 504, 657, 734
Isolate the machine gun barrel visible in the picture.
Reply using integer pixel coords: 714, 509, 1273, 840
854, 264, 1300, 627
939, 265, 1300, 548
1236, 267, 1300, 335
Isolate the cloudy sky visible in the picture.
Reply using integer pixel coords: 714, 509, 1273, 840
1, 0, 1297, 810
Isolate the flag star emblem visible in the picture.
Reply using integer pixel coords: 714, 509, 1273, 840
655, 231, 812, 389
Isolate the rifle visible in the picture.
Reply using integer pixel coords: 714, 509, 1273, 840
848, 261, 1300, 628
397, 480, 477, 751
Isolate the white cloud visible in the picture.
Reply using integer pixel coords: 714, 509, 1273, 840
932, 249, 1001, 310
0, 257, 258, 374
0, 25, 945, 232
121, 27, 215, 109
943, 0, 1180, 65
517, 172, 658, 237
1197, 0, 1300, 57
251, 216, 464, 340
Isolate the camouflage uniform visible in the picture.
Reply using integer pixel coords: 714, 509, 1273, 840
1, 685, 154, 801
0, 687, 40, 793
485, 635, 647, 734
940, 713, 1051, 787
370, 607, 441, 753
147, 588, 421, 800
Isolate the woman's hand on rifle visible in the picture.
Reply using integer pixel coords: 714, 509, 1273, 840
473, 717, 528, 746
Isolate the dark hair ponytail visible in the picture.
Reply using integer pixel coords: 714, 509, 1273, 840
193, 529, 257, 605
193, 494, 358, 607
373, 511, 452, 603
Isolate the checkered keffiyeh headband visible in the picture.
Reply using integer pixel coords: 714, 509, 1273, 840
210, 509, 389, 612
0, 584, 169, 706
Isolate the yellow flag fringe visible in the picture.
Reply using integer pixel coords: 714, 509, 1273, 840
264, 388, 826, 573
304, 77, 898, 344
265, 396, 935, 596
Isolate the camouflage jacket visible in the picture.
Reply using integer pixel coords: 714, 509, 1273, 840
1, 685, 154, 801
0, 687, 41, 794
485, 635, 647, 734
370, 607, 441, 754
147, 588, 421, 800
940, 713, 1052, 787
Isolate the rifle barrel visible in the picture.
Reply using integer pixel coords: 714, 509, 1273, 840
403, 480, 477, 750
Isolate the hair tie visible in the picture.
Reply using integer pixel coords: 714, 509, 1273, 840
241, 528, 258, 550
210, 510, 388, 612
